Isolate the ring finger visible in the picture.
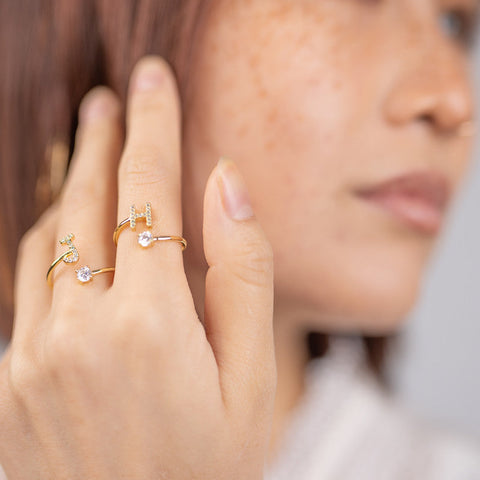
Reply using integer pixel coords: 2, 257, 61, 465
50, 86, 123, 306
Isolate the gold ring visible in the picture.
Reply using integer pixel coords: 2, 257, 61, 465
136, 231, 187, 250
75, 265, 115, 284
113, 202, 187, 251
113, 202, 152, 245
46, 233, 79, 287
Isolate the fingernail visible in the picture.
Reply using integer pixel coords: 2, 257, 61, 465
216, 156, 254, 221
79, 89, 116, 122
133, 60, 165, 92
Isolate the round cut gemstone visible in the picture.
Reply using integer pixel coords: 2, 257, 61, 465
76, 266, 92, 283
138, 230, 153, 247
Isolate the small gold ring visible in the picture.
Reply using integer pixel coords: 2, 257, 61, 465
75, 265, 115, 284
113, 202, 152, 246
136, 231, 187, 250
113, 202, 187, 252
46, 233, 79, 287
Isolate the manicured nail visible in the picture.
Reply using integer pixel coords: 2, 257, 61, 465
133, 60, 165, 92
216, 157, 254, 221
79, 89, 116, 122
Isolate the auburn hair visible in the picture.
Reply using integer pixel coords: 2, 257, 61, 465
0, 0, 395, 385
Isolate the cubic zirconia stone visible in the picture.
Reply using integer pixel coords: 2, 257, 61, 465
76, 266, 93, 282
138, 230, 153, 247
64, 250, 79, 263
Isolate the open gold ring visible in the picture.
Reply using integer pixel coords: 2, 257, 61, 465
136, 231, 187, 250
113, 202, 187, 251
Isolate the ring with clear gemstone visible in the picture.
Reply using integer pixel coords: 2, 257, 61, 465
113, 202, 187, 252
137, 231, 187, 250
75, 266, 93, 283
74, 265, 115, 284
137, 230, 153, 247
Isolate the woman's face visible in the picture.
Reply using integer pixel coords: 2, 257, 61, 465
181, 0, 477, 333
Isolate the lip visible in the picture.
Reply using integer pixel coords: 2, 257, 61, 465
354, 170, 451, 234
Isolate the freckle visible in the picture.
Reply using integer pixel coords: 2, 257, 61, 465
265, 2, 294, 20
248, 51, 261, 70
264, 137, 275, 152
257, 84, 268, 98
294, 112, 306, 124
236, 122, 249, 139
267, 106, 279, 124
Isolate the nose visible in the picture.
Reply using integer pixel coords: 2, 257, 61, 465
382, 33, 475, 135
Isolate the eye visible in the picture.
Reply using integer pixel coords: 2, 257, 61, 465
439, 7, 479, 48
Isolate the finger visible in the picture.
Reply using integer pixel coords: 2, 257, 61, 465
51, 87, 123, 303
202, 158, 277, 416
114, 55, 187, 290
11, 201, 59, 350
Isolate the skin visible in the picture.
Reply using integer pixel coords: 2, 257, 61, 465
0, 0, 477, 476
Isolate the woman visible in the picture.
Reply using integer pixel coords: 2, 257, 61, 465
0, 0, 479, 478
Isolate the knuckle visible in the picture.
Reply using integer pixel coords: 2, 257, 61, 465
17, 214, 54, 257
43, 323, 94, 379
7, 351, 45, 402
17, 229, 37, 260
59, 175, 105, 216
110, 305, 159, 346
52, 300, 83, 324
232, 236, 274, 285
119, 149, 173, 188
109, 308, 139, 346
109, 302, 184, 357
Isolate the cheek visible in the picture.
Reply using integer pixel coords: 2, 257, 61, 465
186, 0, 436, 330
199, 14, 359, 222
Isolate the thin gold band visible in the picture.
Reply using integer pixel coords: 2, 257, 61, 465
147, 235, 187, 250
46, 250, 76, 287
112, 218, 133, 246
113, 218, 187, 251
91, 267, 115, 275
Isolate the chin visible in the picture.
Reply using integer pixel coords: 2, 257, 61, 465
274, 243, 430, 336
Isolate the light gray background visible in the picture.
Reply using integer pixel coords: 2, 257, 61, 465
386, 35, 480, 442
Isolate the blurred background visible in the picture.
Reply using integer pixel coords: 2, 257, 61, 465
386, 31, 480, 441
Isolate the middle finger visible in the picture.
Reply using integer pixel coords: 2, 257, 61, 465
114, 56, 187, 289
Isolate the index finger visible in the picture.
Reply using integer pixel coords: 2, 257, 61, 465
113, 56, 187, 290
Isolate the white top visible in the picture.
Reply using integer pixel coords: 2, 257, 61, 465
0, 336, 479, 479
263, 336, 480, 479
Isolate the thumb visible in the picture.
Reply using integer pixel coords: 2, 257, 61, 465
202, 157, 277, 416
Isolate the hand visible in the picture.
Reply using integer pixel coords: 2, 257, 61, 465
0, 55, 277, 480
